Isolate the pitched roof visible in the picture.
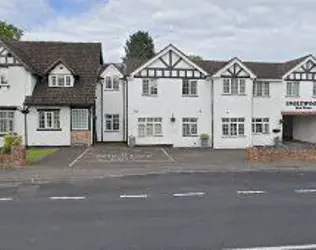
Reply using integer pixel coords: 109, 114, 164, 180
1, 39, 103, 106
99, 63, 125, 75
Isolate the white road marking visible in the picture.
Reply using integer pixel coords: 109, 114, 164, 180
237, 190, 266, 195
49, 196, 86, 200
0, 198, 13, 201
173, 192, 205, 197
69, 148, 90, 167
161, 148, 175, 162
120, 194, 149, 199
224, 244, 316, 250
294, 189, 316, 193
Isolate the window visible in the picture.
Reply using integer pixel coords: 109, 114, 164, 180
49, 75, 73, 87
0, 111, 14, 134
138, 117, 162, 137
182, 80, 197, 96
222, 118, 245, 137
313, 82, 316, 97
72, 109, 89, 130
0, 75, 8, 86
105, 76, 120, 91
38, 110, 60, 130
253, 81, 270, 97
105, 114, 120, 131
252, 118, 270, 134
182, 118, 198, 137
222, 78, 246, 95
286, 82, 300, 97
142, 79, 157, 96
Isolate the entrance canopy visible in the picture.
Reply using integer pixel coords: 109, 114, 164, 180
282, 111, 316, 116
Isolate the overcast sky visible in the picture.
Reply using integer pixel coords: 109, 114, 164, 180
1, 0, 315, 62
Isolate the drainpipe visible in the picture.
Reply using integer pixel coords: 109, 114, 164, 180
20, 106, 29, 149
98, 78, 104, 142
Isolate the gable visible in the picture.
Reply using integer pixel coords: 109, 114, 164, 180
130, 45, 208, 79
283, 56, 316, 81
213, 58, 256, 79
0, 45, 22, 66
101, 64, 124, 78
50, 63, 73, 75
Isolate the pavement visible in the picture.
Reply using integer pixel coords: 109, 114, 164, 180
1, 172, 316, 249
1, 144, 316, 184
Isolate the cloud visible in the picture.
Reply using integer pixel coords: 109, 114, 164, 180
1, 0, 316, 62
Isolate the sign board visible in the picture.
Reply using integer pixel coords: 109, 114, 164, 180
285, 101, 316, 111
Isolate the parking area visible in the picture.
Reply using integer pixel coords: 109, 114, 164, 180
71, 144, 247, 168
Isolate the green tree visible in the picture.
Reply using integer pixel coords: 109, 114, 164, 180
0, 21, 23, 40
123, 31, 155, 62
188, 55, 203, 61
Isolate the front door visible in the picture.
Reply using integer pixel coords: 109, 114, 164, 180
282, 115, 293, 141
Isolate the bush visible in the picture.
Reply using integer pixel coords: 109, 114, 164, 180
200, 133, 210, 140
1, 134, 22, 154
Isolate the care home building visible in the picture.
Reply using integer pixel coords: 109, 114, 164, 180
97, 44, 316, 149
1, 39, 316, 149
0, 38, 102, 147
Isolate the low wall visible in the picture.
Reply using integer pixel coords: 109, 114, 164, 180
71, 131, 92, 146
0, 146, 26, 167
246, 147, 316, 163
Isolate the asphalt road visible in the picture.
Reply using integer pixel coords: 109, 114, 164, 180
1, 172, 316, 249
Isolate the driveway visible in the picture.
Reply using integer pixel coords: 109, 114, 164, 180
71, 144, 247, 169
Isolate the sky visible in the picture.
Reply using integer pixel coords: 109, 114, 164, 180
1, 0, 316, 62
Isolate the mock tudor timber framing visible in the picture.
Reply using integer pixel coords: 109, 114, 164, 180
285, 59, 316, 81
0, 46, 22, 66
221, 62, 251, 79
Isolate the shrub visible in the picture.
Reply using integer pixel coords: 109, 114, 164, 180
1, 134, 22, 154
200, 133, 210, 140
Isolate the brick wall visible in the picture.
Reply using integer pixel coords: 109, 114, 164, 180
0, 146, 26, 167
71, 131, 92, 146
246, 147, 316, 163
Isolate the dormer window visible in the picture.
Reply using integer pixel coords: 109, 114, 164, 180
104, 76, 119, 91
49, 75, 74, 87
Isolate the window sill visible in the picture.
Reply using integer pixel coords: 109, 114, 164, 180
183, 135, 199, 138
0, 85, 10, 89
286, 95, 300, 98
182, 95, 199, 97
222, 135, 246, 138
252, 133, 270, 135
142, 94, 158, 97
253, 95, 270, 98
138, 135, 163, 138
37, 128, 62, 131
72, 128, 89, 131
222, 93, 246, 96
0, 133, 16, 137
104, 130, 120, 133
105, 89, 119, 92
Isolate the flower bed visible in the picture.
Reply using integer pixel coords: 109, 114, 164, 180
0, 146, 26, 168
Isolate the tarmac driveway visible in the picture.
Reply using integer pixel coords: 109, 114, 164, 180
71, 144, 247, 168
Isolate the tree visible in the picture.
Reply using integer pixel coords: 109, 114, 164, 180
188, 55, 203, 61
0, 21, 23, 40
123, 31, 155, 62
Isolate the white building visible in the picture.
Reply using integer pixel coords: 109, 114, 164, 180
0, 38, 102, 147
98, 45, 316, 148
2, 39, 316, 149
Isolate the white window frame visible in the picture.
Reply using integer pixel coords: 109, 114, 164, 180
252, 118, 270, 134
222, 117, 245, 137
142, 79, 158, 96
38, 110, 60, 130
138, 117, 162, 137
105, 114, 120, 132
223, 78, 246, 95
0, 111, 14, 134
49, 74, 74, 87
313, 82, 316, 97
253, 81, 270, 97
286, 81, 300, 97
182, 79, 198, 96
71, 109, 89, 130
182, 118, 198, 137
105, 76, 120, 91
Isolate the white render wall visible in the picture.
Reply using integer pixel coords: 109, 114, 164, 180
252, 80, 284, 146
128, 78, 212, 147
0, 66, 35, 147
96, 65, 125, 142
27, 107, 71, 146
213, 77, 253, 149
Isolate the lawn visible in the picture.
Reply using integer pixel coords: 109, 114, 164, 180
26, 148, 57, 164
